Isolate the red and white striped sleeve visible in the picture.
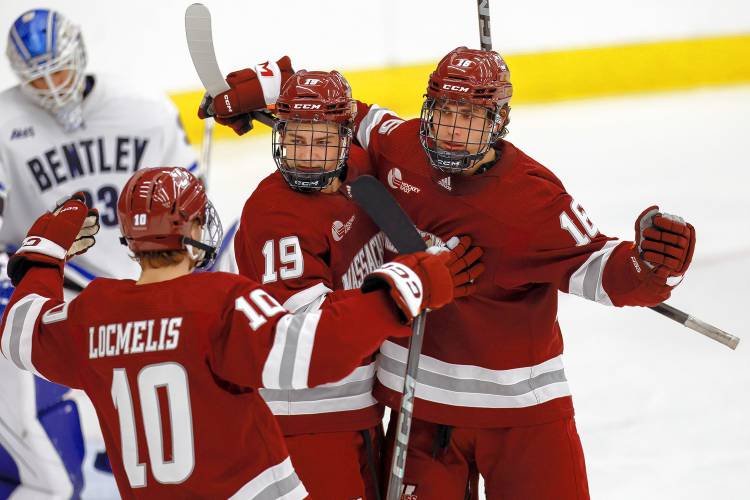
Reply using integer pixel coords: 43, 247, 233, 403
211, 282, 408, 390
352, 100, 406, 154
0, 267, 82, 388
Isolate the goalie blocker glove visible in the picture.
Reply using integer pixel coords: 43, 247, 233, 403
362, 236, 484, 321
604, 205, 695, 306
197, 56, 294, 135
7, 192, 99, 285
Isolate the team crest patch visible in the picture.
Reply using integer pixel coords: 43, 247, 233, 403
332, 214, 356, 241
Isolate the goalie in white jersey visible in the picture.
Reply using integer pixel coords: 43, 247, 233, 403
0, 9, 198, 499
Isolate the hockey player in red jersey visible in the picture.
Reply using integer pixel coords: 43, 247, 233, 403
202, 46, 696, 499
0, 166, 467, 499
200, 68, 484, 499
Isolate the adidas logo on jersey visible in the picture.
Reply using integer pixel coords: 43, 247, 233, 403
10, 126, 34, 140
387, 168, 420, 194
332, 214, 356, 241
437, 176, 452, 191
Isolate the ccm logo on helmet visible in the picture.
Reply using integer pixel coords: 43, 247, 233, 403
293, 104, 321, 110
304, 78, 321, 85
442, 84, 469, 92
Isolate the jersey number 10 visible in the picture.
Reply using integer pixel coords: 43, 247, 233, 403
111, 362, 194, 487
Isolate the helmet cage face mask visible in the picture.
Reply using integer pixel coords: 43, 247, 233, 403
7, 10, 87, 131
419, 97, 504, 174
272, 119, 352, 192
184, 200, 223, 269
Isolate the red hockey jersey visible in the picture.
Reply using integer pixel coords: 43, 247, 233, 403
0, 265, 407, 498
234, 146, 390, 434
353, 102, 646, 428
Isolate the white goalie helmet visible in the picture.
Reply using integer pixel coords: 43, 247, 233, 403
6, 9, 88, 131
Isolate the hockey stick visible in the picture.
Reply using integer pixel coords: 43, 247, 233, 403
349, 175, 427, 500
649, 303, 739, 349
185, 3, 277, 129
200, 117, 215, 187
473, 1, 738, 350
476, 0, 493, 51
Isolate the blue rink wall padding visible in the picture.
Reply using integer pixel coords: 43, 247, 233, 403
36, 378, 85, 499
0, 445, 20, 499
0, 378, 85, 499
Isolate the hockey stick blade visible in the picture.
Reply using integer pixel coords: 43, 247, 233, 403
350, 175, 426, 254
650, 303, 740, 350
349, 175, 427, 500
185, 3, 230, 97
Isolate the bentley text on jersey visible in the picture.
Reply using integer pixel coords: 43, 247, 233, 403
88, 316, 182, 359
27, 136, 150, 192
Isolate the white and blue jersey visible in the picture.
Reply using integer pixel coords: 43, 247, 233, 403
0, 73, 198, 286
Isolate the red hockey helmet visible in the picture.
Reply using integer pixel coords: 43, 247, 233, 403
426, 47, 512, 109
117, 167, 222, 268
420, 47, 513, 174
273, 70, 356, 191
275, 70, 356, 123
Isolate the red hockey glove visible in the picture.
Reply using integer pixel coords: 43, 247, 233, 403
7, 193, 99, 286
443, 235, 485, 298
362, 251, 454, 322
636, 206, 695, 277
604, 206, 696, 306
198, 93, 255, 135
198, 56, 293, 119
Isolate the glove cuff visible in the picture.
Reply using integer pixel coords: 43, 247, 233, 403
16, 236, 68, 260
362, 262, 424, 319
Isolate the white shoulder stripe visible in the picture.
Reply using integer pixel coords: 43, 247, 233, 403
356, 105, 394, 150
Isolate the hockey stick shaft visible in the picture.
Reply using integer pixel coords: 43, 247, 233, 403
477, 0, 493, 51
200, 117, 215, 188
387, 313, 426, 500
649, 303, 739, 349
349, 176, 427, 500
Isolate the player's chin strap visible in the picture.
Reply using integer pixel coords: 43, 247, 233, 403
472, 142, 504, 175
183, 237, 216, 268
117, 236, 217, 268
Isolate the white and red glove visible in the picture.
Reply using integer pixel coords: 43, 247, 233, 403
7, 193, 99, 286
605, 205, 696, 306
362, 236, 484, 322
197, 56, 294, 135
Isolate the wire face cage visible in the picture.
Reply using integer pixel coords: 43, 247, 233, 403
272, 119, 353, 192
419, 97, 505, 174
